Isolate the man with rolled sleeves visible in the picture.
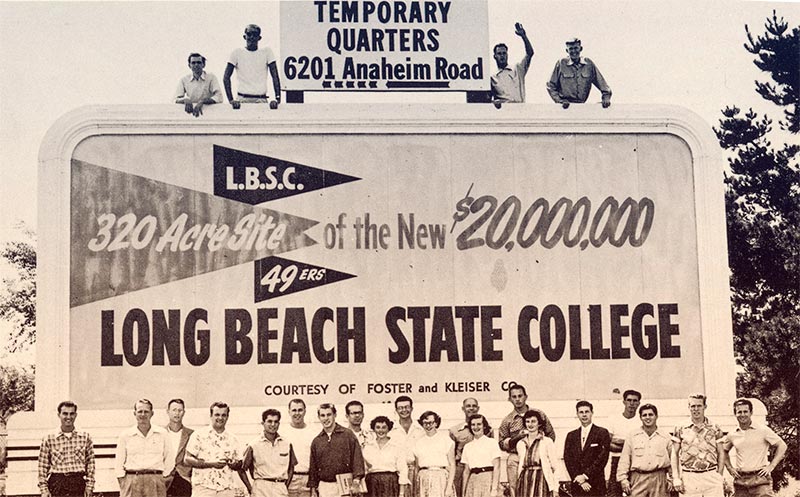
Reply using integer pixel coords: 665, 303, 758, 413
115, 399, 175, 497
283, 399, 315, 497
617, 404, 672, 497
308, 404, 365, 497
498, 384, 555, 497
607, 390, 643, 497
37, 401, 95, 497
670, 394, 726, 497
723, 398, 787, 497
243, 409, 297, 497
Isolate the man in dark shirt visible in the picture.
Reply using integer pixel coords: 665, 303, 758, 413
546, 38, 612, 109
308, 403, 365, 497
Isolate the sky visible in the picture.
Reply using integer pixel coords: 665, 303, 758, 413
1, 0, 798, 247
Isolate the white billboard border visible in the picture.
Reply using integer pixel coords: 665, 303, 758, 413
35, 103, 735, 419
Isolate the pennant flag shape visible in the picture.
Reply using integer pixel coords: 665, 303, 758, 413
70, 160, 319, 307
213, 145, 360, 204
254, 256, 356, 302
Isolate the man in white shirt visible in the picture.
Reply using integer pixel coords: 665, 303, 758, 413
607, 389, 642, 497
389, 396, 425, 497
282, 399, 316, 497
174, 53, 222, 117
114, 399, 174, 497
223, 24, 282, 109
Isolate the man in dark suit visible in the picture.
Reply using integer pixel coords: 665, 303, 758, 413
165, 398, 194, 497
564, 400, 611, 496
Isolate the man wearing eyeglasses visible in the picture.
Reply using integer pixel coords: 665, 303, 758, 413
174, 53, 222, 117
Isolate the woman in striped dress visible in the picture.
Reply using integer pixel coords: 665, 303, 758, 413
515, 410, 558, 497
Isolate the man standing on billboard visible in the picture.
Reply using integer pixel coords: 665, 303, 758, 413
174, 53, 222, 117
546, 38, 611, 109
224, 24, 282, 110
490, 22, 534, 108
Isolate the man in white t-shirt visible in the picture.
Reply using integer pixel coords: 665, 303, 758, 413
223, 24, 282, 109
282, 399, 317, 497
606, 390, 642, 497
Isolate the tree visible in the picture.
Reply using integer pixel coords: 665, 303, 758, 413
0, 364, 35, 472
715, 10, 800, 487
0, 223, 36, 353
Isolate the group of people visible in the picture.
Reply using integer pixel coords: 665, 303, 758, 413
37, 386, 786, 497
173, 23, 611, 117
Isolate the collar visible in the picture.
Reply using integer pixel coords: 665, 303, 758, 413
581, 423, 594, 432
735, 423, 756, 432
125, 424, 166, 437
190, 71, 207, 82
205, 425, 229, 436
684, 417, 712, 429
259, 433, 284, 445
321, 423, 346, 437
566, 57, 586, 66
57, 429, 78, 437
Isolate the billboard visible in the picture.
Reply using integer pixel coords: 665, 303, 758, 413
280, 0, 489, 91
35, 104, 734, 411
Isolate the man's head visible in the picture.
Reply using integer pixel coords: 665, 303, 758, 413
639, 404, 658, 429
318, 403, 337, 430
187, 53, 206, 78
493, 43, 509, 69
134, 399, 154, 428
244, 24, 262, 50
733, 398, 753, 428
210, 401, 230, 432
167, 398, 186, 425
57, 401, 78, 432
565, 38, 583, 63
688, 393, 707, 422
345, 400, 364, 428
395, 395, 413, 420
622, 390, 642, 416
461, 398, 479, 418
576, 400, 593, 426
262, 408, 281, 437
289, 399, 306, 427
508, 384, 528, 410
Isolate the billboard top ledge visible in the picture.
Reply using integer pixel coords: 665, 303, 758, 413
41, 103, 718, 165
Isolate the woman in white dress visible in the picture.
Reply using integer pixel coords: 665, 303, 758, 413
413, 411, 456, 497
362, 416, 410, 497
460, 414, 500, 497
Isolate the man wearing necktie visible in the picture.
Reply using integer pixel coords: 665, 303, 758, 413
564, 401, 611, 496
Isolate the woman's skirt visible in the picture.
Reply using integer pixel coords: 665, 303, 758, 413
367, 471, 400, 497
418, 468, 454, 497
516, 466, 548, 497
464, 470, 493, 497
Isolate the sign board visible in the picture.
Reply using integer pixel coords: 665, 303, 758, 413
280, 1, 490, 91
33, 104, 735, 411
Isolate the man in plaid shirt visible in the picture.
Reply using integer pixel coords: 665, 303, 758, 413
38, 401, 95, 497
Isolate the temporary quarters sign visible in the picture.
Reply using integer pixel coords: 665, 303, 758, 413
35, 104, 735, 410
280, 1, 490, 91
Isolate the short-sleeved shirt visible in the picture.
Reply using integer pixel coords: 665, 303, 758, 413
723, 423, 782, 472
389, 421, 426, 464
607, 413, 642, 457
174, 71, 223, 104
228, 47, 276, 96
283, 424, 316, 473
186, 426, 244, 491
362, 439, 410, 485
461, 436, 501, 469
413, 431, 454, 468
671, 419, 724, 471
245, 434, 296, 480
114, 425, 174, 478
491, 56, 530, 103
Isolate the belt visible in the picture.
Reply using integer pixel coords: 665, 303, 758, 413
52, 472, 86, 477
368, 471, 397, 476
294, 471, 309, 475
738, 470, 765, 476
420, 467, 447, 470
126, 470, 163, 475
238, 93, 268, 99
682, 467, 717, 473
632, 467, 668, 474
470, 467, 494, 475
258, 477, 288, 483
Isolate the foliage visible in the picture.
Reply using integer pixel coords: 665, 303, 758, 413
0, 224, 36, 353
745, 10, 800, 133
0, 364, 35, 424
715, 10, 800, 487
